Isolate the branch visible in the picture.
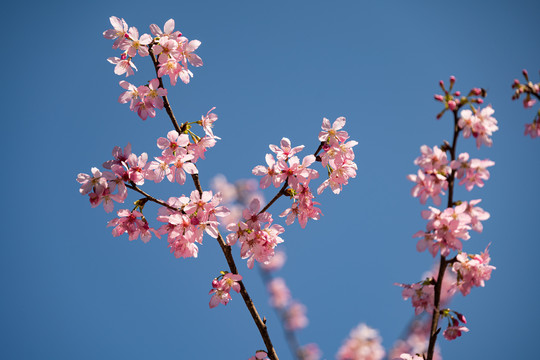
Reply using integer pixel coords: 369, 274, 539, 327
145, 47, 280, 359
426, 109, 461, 360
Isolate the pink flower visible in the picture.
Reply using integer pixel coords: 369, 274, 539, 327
252, 153, 283, 189
179, 39, 203, 68
199, 107, 218, 137
524, 120, 540, 138
144, 78, 167, 109
269, 137, 304, 161
319, 117, 349, 145
169, 151, 197, 185
149, 19, 181, 38
157, 130, 190, 156
103, 16, 129, 49
133, 98, 156, 120
458, 106, 498, 148
77, 167, 108, 195
107, 209, 154, 242
407, 170, 447, 206
396, 282, 435, 316
452, 245, 495, 296
443, 318, 469, 340
209, 272, 242, 308
120, 27, 152, 57
107, 57, 138, 77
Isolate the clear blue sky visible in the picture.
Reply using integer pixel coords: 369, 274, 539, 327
2, 1, 539, 359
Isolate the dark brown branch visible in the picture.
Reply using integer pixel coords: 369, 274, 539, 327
145, 47, 280, 359
126, 182, 177, 211
426, 109, 461, 360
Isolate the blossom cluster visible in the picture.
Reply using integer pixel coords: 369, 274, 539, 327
388, 321, 441, 360
452, 245, 495, 296
78, 107, 223, 253
225, 198, 284, 269
156, 190, 229, 258
399, 78, 496, 354
512, 69, 540, 138
336, 323, 385, 360
209, 272, 242, 308
104, 16, 202, 120
413, 201, 489, 257
76, 166, 127, 213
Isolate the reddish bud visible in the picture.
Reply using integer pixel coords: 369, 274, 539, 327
454, 91, 461, 97
121, 53, 127, 60
448, 100, 457, 111
455, 312, 467, 324
434, 94, 444, 102
450, 75, 456, 83
476, 98, 484, 104
472, 88, 482, 96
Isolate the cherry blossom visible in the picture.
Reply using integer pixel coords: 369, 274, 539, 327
336, 323, 385, 360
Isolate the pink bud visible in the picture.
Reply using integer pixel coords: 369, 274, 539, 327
121, 53, 127, 60
472, 88, 482, 96
456, 312, 467, 324
476, 98, 484, 104
454, 91, 461, 97
448, 100, 456, 111
450, 75, 456, 84
522, 69, 529, 77
439, 80, 445, 88
212, 279, 220, 288
513, 79, 520, 85
434, 94, 444, 102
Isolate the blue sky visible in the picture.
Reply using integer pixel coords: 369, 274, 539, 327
2, 0, 539, 359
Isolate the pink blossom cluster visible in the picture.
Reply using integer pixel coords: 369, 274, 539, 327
512, 69, 540, 138
407, 145, 450, 206
451, 246, 495, 296
458, 106, 499, 148
252, 138, 321, 228
156, 191, 229, 258
210, 175, 265, 228
118, 79, 167, 120
252, 117, 357, 229
209, 272, 242, 308
226, 198, 284, 269
336, 323, 385, 360
388, 321, 441, 360
104, 17, 202, 120
450, 153, 495, 192
396, 267, 456, 317
78, 114, 224, 254
107, 209, 156, 243
77, 166, 127, 213
413, 201, 489, 257
317, 117, 358, 195
396, 281, 435, 316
